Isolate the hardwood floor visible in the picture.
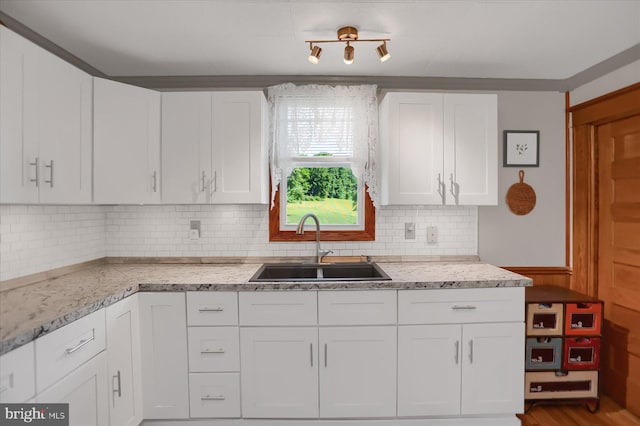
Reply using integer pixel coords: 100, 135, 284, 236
519, 395, 640, 425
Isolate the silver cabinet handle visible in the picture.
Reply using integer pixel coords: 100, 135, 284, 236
310, 343, 313, 367
201, 348, 225, 354
152, 171, 158, 192
44, 160, 54, 187
112, 370, 122, 399
449, 173, 460, 205
201, 395, 225, 401
437, 173, 445, 204
212, 171, 217, 193
324, 343, 328, 367
455, 340, 460, 364
29, 158, 39, 187
201, 170, 206, 192
469, 340, 474, 364
452, 305, 477, 310
199, 306, 223, 312
65, 334, 95, 354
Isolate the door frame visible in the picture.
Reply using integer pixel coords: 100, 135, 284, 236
570, 83, 640, 296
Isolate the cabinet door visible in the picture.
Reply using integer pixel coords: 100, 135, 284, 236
161, 92, 212, 203
37, 49, 92, 204
138, 293, 189, 419
211, 91, 268, 204
461, 322, 524, 415
0, 26, 40, 204
0, 342, 35, 403
443, 94, 498, 205
106, 295, 142, 426
240, 327, 318, 418
94, 77, 161, 204
319, 326, 397, 418
36, 352, 109, 426
379, 92, 444, 205
397, 325, 461, 416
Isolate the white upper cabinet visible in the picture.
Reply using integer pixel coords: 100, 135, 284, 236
161, 92, 212, 203
0, 26, 92, 204
379, 92, 444, 205
443, 94, 498, 205
161, 91, 268, 204
379, 92, 498, 205
93, 77, 161, 204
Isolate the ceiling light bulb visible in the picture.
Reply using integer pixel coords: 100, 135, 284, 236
308, 45, 322, 64
343, 43, 354, 65
377, 42, 390, 62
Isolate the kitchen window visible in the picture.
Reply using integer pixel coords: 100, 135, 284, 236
267, 84, 378, 241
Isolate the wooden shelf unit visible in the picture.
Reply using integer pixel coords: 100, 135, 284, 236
524, 285, 603, 412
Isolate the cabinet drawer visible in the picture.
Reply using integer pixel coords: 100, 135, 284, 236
187, 292, 238, 326
525, 337, 562, 371
188, 327, 240, 372
318, 290, 397, 325
189, 373, 240, 418
562, 337, 600, 370
526, 303, 563, 336
239, 291, 317, 326
0, 342, 35, 402
398, 287, 524, 324
565, 302, 602, 336
525, 371, 598, 400
35, 309, 106, 393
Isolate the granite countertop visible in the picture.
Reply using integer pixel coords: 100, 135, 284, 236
0, 261, 532, 355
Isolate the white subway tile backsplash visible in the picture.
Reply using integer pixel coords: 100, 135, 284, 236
1, 203, 477, 280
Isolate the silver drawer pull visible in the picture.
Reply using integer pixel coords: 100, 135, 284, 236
201, 349, 225, 354
201, 395, 225, 401
65, 335, 95, 354
452, 305, 477, 310
199, 307, 223, 312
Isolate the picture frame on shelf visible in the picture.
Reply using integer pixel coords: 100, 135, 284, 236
503, 130, 540, 167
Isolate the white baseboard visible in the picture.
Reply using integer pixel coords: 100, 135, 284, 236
142, 416, 520, 426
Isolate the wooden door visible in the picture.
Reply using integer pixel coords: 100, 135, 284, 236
597, 114, 640, 414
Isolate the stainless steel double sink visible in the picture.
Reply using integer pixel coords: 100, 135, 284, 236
249, 262, 391, 282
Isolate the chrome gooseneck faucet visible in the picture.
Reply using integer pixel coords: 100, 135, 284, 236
296, 213, 333, 264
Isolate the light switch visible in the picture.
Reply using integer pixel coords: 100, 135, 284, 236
190, 220, 201, 240
405, 222, 416, 240
427, 226, 438, 244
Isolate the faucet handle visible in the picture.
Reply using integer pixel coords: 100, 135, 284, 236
319, 249, 334, 262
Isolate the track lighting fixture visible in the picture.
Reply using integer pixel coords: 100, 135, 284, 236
308, 45, 322, 64
305, 26, 390, 65
343, 42, 354, 65
376, 41, 390, 62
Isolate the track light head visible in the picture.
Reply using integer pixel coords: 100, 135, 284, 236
308, 45, 322, 64
343, 43, 354, 65
376, 41, 390, 62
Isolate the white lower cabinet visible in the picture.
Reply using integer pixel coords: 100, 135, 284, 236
106, 295, 143, 426
240, 327, 319, 418
188, 373, 241, 418
138, 292, 189, 419
36, 352, 109, 426
0, 341, 35, 403
319, 326, 397, 418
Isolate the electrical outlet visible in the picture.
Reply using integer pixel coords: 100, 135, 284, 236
405, 222, 416, 240
427, 226, 438, 244
190, 220, 201, 240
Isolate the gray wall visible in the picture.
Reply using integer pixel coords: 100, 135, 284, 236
479, 91, 566, 266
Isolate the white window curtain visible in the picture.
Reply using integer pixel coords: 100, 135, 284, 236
267, 83, 379, 208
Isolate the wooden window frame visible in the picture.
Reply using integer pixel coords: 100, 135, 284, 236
269, 183, 375, 242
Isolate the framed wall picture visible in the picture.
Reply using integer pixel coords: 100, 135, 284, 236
503, 130, 540, 167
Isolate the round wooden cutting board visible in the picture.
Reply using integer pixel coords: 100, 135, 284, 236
506, 170, 536, 215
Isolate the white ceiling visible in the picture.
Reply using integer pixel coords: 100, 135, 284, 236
0, 0, 639, 80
